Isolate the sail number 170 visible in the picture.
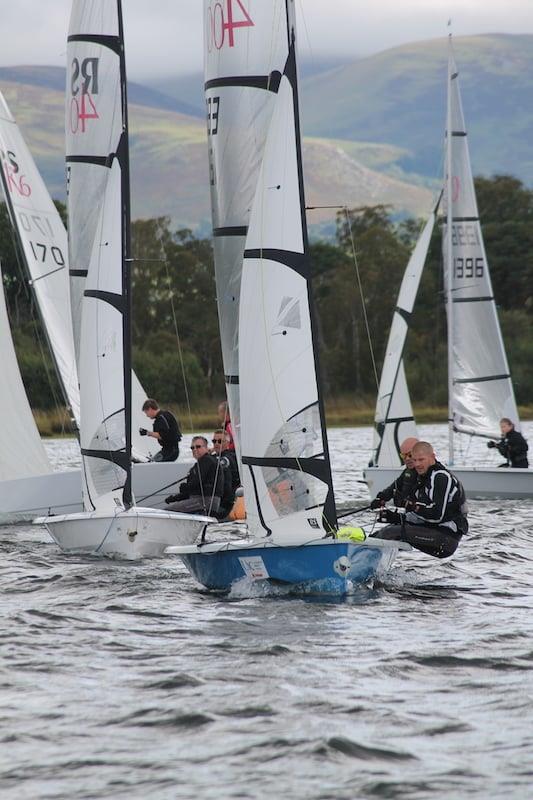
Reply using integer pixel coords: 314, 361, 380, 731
454, 257, 484, 279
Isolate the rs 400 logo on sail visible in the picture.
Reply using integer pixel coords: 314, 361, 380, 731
69, 57, 100, 133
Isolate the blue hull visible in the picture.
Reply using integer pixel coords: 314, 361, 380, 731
180, 541, 390, 595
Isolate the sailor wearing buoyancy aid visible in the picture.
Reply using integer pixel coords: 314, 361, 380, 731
371, 441, 467, 559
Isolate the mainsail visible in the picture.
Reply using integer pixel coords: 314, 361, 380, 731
0, 260, 51, 480
443, 42, 519, 446
371, 213, 435, 467
67, 0, 132, 510
0, 91, 80, 428
66, 2, 153, 461
239, 22, 336, 541
204, 0, 290, 459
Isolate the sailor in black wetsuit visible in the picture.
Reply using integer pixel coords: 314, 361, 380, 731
371, 441, 467, 559
370, 437, 419, 509
487, 417, 529, 468
141, 398, 182, 462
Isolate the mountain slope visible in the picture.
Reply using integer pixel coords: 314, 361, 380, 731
300, 33, 533, 184
0, 73, 432, 229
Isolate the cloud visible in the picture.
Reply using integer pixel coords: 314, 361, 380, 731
0, 0, 531, 80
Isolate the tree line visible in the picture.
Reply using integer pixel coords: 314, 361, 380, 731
1, 174, 532, 419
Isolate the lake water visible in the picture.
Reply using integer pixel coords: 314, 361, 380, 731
1, 424, 532, 799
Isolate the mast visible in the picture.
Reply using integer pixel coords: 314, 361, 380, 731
445, 33, 455, 464
288, 23, 337, 530
117, 0, 132, 507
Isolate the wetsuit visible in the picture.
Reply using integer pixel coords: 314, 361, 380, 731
494, 429, 529, 468
152, 410, 181, 462
376, 467, 418, 506
166, 452, 224, 515
372, 460, 467, 559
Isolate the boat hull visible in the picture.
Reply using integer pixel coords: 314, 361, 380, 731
0, 460, 192, 523
37, 506, 212, 559
364, 465, 533, 500
173, 537, 404, 595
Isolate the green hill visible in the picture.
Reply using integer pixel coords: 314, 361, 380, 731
0, 69, 433, 231
300, 33, 533, 185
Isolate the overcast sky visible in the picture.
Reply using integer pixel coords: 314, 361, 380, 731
2, 0, 532, 80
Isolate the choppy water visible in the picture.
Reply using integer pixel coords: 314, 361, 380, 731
1, 424, 533, 799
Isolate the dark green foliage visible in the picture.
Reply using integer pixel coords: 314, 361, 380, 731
2, 174, 532, 412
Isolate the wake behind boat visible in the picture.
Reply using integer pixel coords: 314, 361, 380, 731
364, 35, 533, 500
170, 0, 408, 595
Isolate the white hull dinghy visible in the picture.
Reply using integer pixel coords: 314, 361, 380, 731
38, 0, 210, 556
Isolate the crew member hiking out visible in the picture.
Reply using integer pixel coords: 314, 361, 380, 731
371, 441, 467, 559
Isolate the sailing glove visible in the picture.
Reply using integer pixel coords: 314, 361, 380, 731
139, 428, 148, 436
165, 494, 179, 504
370, 497, 384, 510
487, 440, 496, 448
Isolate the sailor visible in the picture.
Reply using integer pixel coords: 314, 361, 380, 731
370, 441, 467, 559
370, 436, 419, 509
165, 436, 223, 515
140, 398, 182, 462
211, 429, 240, 519
487, 418, 529, 468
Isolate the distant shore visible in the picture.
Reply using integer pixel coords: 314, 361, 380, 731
35, 403, 533, 438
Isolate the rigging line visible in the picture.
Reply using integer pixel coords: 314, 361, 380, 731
342, 206, 380, 393
161, 247, 195, 437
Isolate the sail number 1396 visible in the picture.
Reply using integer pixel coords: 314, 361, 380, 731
454, 257, 484, 279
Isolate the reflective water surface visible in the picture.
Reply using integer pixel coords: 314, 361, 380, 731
1, 424, 532, 799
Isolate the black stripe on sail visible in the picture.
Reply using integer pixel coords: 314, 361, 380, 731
395, 307, 411, 324
453, 296, 493, 303
242, 455, 330, 485
454, 374, 511, 384
452, 216, 479, 222
205, 72, 282, 93
213, 226, 247, 238
452, 131, 467, 137
225, 375, 239, 385
68, 33, 121, 56
81, 448, 129, 472
70, 269, 88, 277
84, 289, 125, 314
244, 248, 308, 278
379, 416, 415, 424
66, 155, 111, 167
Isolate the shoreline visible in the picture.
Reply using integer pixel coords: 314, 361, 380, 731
35, 404, 533, 438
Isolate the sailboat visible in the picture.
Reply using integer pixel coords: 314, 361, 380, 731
37, 0, 212, 557
364, 37, 533, 501
169, 0, 408, 593
0, 90, 191, 522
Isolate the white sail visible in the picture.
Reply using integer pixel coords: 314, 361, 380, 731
0, 92, 80, 428
239, 30, 336, 542
204, 0, 290, 459
371, 213, 435, 467
443, 46, 519, 441
66, 0, 131, 511
0, 260, 51, 480
66, 1, 153, 462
